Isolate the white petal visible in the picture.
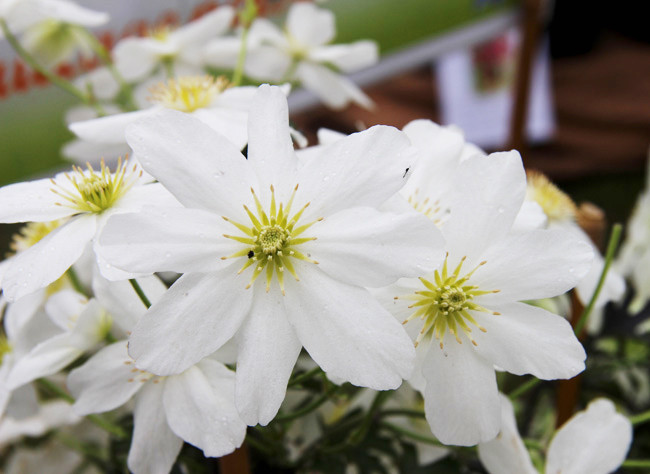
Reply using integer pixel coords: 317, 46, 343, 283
296, 62, 373, 109
69, 108, 156, 144
421, 339, 500, 445
6, 333, 82, 389
125, 109, 255, 217
472, 302, 586, 380
546, 399, 632, 474
44, 289, 87, 330
286, 2, 335, 47
245, 44, 291, 81
98, 208, 233, 275
163, 361, 246, 457
444, 151, 526, 261
67, 341, 142, 415
35, 0, 108, 26
309, 41, 378, 73
474, 227, 594, 303
113, 38, 163, 81
214, 86, 257, 111
192, 108, 249, 151
512, 201, 548, 231
235, 286, 301, 425
128, 382, 183, 474
575, 248, 626, 309
129, 269, 252, 376
284, 264, 415, 389
297, 125, 414, 218
0, 178, 73, 223
202, 36, 241, 69
2, 216, 96, 301
477, 395, 537, 474
305, 206, 444, 287
92, 274, 167, 332
62, 140, 130, 166
172, 6, 234, 48
247, 85, 298, 189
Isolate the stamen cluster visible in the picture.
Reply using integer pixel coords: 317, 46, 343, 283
149, 75, 230, 113
50, 158, 139, 214
9, 219, 63, 255
401, 255, 500, 348
222, 184, 321, 294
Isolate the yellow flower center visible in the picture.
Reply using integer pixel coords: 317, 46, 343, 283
399, 255, 500, 348
222, 184, 322, 295
50, 158, 139, 214
8, 220, 63, 255
148, 25, 173, 42
526, 171, 577, 222
0, 335, 11, 365
149, 75, 231, 113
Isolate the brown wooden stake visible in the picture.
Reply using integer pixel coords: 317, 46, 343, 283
507, 0, 543, 153
218, 442, 252, 474
555, 202, 606, 428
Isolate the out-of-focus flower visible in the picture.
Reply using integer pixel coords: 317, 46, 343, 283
478, 396, 633, 474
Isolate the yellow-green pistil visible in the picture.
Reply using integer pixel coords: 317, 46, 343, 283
400, 255, 500, 348
51, 158, 139, 214
222, 184, 321, 294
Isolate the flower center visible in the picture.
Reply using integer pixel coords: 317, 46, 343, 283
149, 75, 230, 113
399, 255, 500, 348
222, 184, 322, 294
407, 188, 446, 226
526, 170, 576, 222
0, 335, 11, 365
50, 158, 139, 214
148, 25, 173, 42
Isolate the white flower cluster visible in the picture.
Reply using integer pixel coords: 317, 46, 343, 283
0, 1, 639, 473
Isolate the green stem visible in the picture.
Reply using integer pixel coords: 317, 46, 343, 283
509, 377, 541, 399
288, 367, 322, 387
37, 378, 128, 439
382, 421, 444, 446
81, 29, 137, 110
629, 409, 650, 426
574, 223, 623, 336
379, 409, 426, 419
623, 460, 650, 469
66, 267, 87, 296
231, 26, 250, 86
0, 18, 103, 114
129, 279, 152, 308
349, 390, 391, 444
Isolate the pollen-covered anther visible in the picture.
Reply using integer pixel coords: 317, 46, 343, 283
222, 184, 321, 295
149, 75, 231, 113
50, 157, 137, 214
401, 255, 498, 349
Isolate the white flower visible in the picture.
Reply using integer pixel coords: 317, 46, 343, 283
68, 342, 246, 474
379, 152, 592, 445
0, 159, 176, 300
0, 400, 80, 448
112, 6, 234, 82
0, 0, 107, 36
478, 396, 633, 474
98, 84, 445, 426
68, 75, 257, 158
205, 2, 378, 109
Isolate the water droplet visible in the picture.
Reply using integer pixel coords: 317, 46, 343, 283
497, 207, 505, 214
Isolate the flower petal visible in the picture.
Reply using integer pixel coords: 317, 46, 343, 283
309, 41, 378, 73
477, 395, 537, 474
192, 108, 249, 151
472, 302, 586, 380
98, 208, 234, 275
235, 286, 301, 425
296, 62, 373, 109
129, 269, 252, 376
284, 264, 415, 389
125, 109, 255, 217
247, 85, 298, 189
305, 206, 444, 287
172, 6, 234, 47
128, 382, 183, 474
2, 216, 96, 301
296, 125, 414, 218
0, 178, 73, 223
69, 108, 156, 144
421, 339, 500, 445
473, 227, 594, 303
286, 3, 335, 47
163, 360, 246, 457
67, 341, 142, 415
546, 399, 632, 474
113, 38, 165, 81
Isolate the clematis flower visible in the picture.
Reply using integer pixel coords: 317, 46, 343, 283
378, 152, 592, 445
205, 2, 378, 109
112, 6, 234, 83
0, 158, 177, 300
98, 84, 445, 426
478, 396, 632, 474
